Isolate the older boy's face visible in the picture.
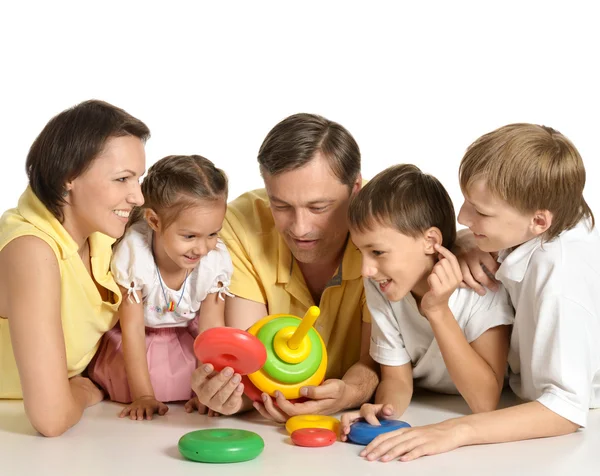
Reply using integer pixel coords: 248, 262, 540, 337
457, 180, 537, 252
264, 152, 361, 266
351, 225, 432, 302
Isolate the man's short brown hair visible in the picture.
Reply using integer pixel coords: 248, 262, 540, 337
26, 99, 150, 221
459, 123, 594, 241
348, 164, 457, 249
257, 113, 360, 188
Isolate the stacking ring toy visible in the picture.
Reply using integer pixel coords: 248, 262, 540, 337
347, 419, 411, 446
178, 429, 264, 463
291, 428, 337, 447
194, 327, 267, 375
246, 306, 328, 400
285, 414, 340, 435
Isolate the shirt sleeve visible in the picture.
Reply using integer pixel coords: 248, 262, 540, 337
364, 278, 411, 366
219, 208, 267, 304
463, 285, 514, 343
530, 294, 596, 427
202, 240, 235, 301
110, 229, 153, 304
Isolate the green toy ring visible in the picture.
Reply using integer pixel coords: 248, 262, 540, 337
257, 317, 322, 384
178, 429, 264, 463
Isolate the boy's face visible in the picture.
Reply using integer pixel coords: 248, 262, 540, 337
351, 224, 433, 302
457, 179, 538, 252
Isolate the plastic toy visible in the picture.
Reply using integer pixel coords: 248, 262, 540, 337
244, 306, 328, 400
347, 419, 412, 445
285, 414, 340, 435
194, 327, 266, 375
178, 428, 264, 463
291, 428, 337, 447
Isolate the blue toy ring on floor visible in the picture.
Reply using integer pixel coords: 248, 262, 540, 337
347, 419, 411, 445
178, 429, 264, 463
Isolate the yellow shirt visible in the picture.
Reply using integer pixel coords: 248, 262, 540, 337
0, 187, 121, 398
221, 188, 370, 380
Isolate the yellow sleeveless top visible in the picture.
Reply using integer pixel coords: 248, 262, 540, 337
0, 187, 122, 398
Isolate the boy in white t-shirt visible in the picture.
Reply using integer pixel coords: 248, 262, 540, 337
340, 164, 514, 443
360, 124, 600, 463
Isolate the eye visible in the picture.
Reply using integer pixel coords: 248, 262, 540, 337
475, 210, 489, 217
372, 250, 385, 257
116, 177, 128, 183
310, 206, 327, 213
209, 232, 219, 238
183, 235, 195, 240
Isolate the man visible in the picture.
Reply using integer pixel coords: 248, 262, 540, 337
190, 113, 379, 420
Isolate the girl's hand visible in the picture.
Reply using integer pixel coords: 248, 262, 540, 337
361, 419, 470, 462
119, 396, 169, 421
340, 403, 397, 442
421, 245, 463, 317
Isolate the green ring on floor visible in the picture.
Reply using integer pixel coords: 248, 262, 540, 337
178, 429, 264, 463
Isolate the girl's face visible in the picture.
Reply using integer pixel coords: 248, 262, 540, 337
151, 199, 227, 272
65, 135, 146, 241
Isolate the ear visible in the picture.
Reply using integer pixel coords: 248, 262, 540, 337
144, 208, 161, 232
350, 173, 362, 196
530, 210, 553, 236
423, 227, 443, 255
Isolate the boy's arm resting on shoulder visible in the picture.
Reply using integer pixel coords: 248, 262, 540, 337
2, 236, 102, 437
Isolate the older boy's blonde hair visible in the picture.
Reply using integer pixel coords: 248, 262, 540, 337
459, 123, 594, 241
348, 164, 457, 250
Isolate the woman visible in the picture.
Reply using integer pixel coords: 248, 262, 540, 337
0, 100, 149, 436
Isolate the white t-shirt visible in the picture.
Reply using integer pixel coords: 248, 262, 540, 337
499, 218, 600, 427
111, 220, 234, 328
367, 278, 514, 394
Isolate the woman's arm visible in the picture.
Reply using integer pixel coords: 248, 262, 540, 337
2, 236, 103, 437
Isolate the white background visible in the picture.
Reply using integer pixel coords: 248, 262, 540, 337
1, 1, 598, 217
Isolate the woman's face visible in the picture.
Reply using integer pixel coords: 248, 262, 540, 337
65, 135, 146, 241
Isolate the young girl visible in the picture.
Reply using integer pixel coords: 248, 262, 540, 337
341, 164, 514, 443
89, 154, 233, 420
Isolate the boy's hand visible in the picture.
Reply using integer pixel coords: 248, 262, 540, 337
340, 403, 397, 442
454, 229, 499, 295
421, 245, 463, 317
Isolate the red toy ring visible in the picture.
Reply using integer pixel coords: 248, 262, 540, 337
291, 428, 337, 447
194, 327, 267, 375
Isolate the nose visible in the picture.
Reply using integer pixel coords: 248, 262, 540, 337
193, 240, 208, 257
361, 257, 377, 278
457, 202, 471, 227
129, 182, 145, 207
289, 209, 312, 238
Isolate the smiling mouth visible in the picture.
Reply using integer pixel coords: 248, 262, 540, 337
113, 209, 131, 218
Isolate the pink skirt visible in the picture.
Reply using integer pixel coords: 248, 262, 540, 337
88, 323, 197, 403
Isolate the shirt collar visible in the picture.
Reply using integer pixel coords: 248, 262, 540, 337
496, 219, 593, 283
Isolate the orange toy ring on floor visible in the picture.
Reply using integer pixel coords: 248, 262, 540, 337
194, 327, 267, 375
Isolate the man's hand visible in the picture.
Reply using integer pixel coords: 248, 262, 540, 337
253, 379, 350, 423
190, 364, 245, 415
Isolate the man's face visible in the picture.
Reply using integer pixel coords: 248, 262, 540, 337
264, 152, 360, 265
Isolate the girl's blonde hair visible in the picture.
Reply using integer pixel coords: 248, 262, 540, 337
459, 123, 594, 241
129, 154, 228, 229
